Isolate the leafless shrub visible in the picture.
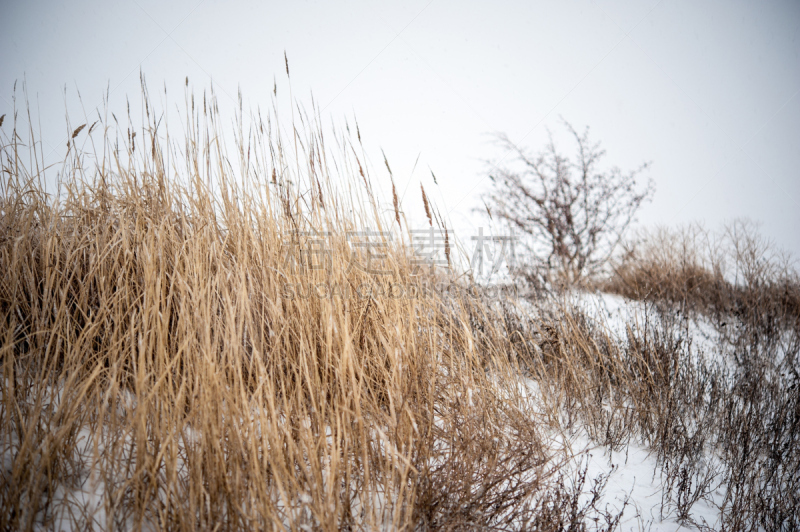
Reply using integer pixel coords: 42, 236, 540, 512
481, 121, 653, 287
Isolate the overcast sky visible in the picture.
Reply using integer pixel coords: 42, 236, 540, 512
2, 0, 799, 257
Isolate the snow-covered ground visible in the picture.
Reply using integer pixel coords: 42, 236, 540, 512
560, 429, 724, 532
524, 291, 730, 531
569, 291, 725, 366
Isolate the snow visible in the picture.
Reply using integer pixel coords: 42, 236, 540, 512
561, 430, 724, 532
524, 291, 732, 530
49, 427, 108, 531
568, 290, 726, 366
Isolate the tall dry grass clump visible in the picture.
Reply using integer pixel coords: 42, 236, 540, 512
0, 81, 628, 531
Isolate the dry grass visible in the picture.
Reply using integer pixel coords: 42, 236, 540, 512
3, 79, 797, 531
601, 223, 800, 330
0, 82, 630, 531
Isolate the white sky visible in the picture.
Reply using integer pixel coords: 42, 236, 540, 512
2, 0, 799, 257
